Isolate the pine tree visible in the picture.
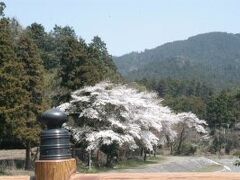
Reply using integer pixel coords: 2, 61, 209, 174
59, 37, 87, 90
15, 33, 46, 170
206, 91, 235, 130
0, 18, 27, 147
53, 26, 88, 103
0, 2, 6, 17
88, 36, 119, 80
54, 27, 121, 104
27, 23, 58, 69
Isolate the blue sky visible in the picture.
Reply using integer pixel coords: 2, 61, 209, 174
4, 0, 240, 56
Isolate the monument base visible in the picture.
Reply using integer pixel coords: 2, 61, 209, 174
35, 158, 76, 180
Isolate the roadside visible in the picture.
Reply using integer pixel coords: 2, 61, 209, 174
214, 156, 239, 172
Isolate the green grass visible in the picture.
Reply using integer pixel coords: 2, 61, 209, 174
0, 166, 6, 175
77, 155, 164, 173
194, 164, 223, 172
0, 169, 7, 175
115, 156, 164, 169
233, 151, 240, 157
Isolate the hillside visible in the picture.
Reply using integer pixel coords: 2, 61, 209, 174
114, 32, 240, 89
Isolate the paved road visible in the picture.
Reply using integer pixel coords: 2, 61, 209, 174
215, 157, 240, 172
110, 156, 239, 173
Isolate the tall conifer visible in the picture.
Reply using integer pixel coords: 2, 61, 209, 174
15, 33, 46, 169
0, 17, 27, 146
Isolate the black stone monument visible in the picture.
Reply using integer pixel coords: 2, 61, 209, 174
38, 108, 72, 160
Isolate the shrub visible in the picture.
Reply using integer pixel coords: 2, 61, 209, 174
180, 143, 197, 155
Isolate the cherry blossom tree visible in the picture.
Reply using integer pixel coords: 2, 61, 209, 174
57, 81, 208, 165
174, 112, 208, 154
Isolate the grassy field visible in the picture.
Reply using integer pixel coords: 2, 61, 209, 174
115, 156, 165, 169
78, 156, 165, 173
194, 164, 223, 172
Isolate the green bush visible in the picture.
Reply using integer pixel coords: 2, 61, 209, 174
0, 161, 7, 175
234, 159, 240, 166
233, 150, 240, 157
180, 143, 197, 155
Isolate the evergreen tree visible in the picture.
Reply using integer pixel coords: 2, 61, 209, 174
206, 91, 235, 131
0, 17, 27, 147
59, 36, 87, 90
0, 2, 6, 17
9, 18, 23, 41
53, 27, 121, 105
54, 26, 88, 103
88, 36, 118, 79
15, 33, 46, 170
27, 23, 57, 69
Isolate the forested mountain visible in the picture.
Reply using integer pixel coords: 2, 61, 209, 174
114, 32, 240, 89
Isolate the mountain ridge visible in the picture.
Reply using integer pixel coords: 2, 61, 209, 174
114, 32, 240, 89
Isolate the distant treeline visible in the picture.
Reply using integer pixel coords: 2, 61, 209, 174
138, 78, 240, 153
138, 78, 240, 127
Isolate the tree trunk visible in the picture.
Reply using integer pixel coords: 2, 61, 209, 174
106, 154, 112, 167
88, 151, 92, 170
143, 150, 147, 161
96, 149, 100, 167
25, 144, 32, 170
170, 143, 173, 155
32, 147, 39, 162
153, 147, 156, 157
177, 127, 185, 154
140, 148, 143, 157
